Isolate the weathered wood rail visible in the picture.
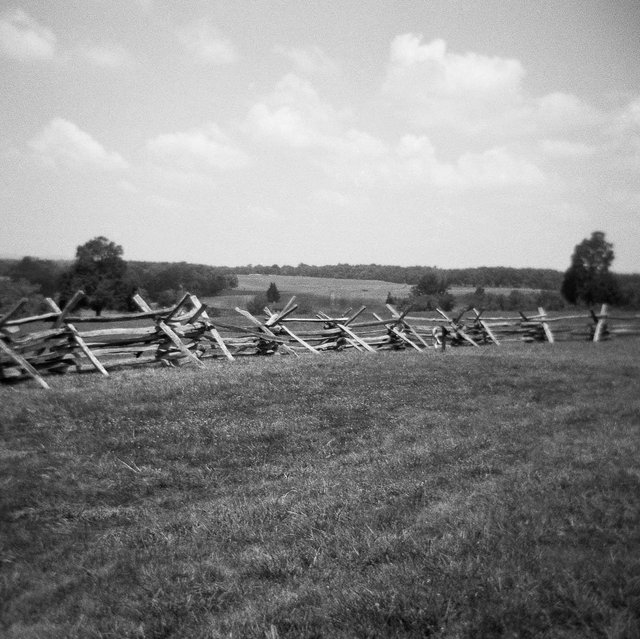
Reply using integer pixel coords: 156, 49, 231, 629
1, 293, 638, 388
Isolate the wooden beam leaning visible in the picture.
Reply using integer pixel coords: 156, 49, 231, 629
278, 324, 321, 354
163, 293, 194, 323
265, 296, 298, 327
436, 308, 479, 348
386, 304, 431, 349
187, 294, 234, 361
133, 294, 204, 367
593, 304, 608, 343
344, 305, 367, 326
0, 298, 28, 328
235, 307, 298, 357
0, 336, 51, 389
537, 307, 555, 344
372, 313, 421, 351
471, 308, 500, 345
346, 338, 364, 351
336, 323, 376, 353
261, 298, 320, 354
45, 295, 109, 377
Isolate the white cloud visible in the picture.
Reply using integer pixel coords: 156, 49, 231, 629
388, 35, 524, 95
246, 73, 348, 147
275, 45, 338, 75
178, 21, 237, 65
382, 34, 604, 143
77, 42, 134, 69
0, 9, 56, 60
454, 147, 545, 188
247, 72, 543, 191
532, 92, 601, 132
146, 123, 249, 172
247, 103, 317, 147
321, 129, 545, 190
29, 118, 129, 170
383, 34, 526, 135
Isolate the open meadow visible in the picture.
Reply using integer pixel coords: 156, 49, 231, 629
2, 341, 640, 637
204, 273, 537, 320
205, 274, 415, 317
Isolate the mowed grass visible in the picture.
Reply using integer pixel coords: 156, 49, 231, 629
2, 342, 640, 638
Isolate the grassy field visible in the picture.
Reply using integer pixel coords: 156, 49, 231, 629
206, 274, 414, 317
234, 274, 413, 299
2, 342, 640, 638
205, 274, 541, 318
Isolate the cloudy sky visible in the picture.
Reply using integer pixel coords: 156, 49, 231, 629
1, 1, 639, 272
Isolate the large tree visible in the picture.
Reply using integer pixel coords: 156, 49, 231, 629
266, 282, 281, 304
411, 269, 449, 297
60, 236, 133, 315
561, 231, 620, 305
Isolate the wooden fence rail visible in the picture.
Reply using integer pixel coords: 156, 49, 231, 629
2, 294, 639, 388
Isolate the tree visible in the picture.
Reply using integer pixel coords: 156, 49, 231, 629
0, 278, 46, 316
561, 231, 620, 305
411, 269, 448, 297
246, 294, 269, 316
8, 257, 63, 297
60, 236, 133, 315
266, 282, 281, 304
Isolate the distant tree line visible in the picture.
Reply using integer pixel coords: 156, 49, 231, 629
2, 231, 640, 317
0, 236, 237, 316
222, 263, 565, 290
222, 233, 640, 310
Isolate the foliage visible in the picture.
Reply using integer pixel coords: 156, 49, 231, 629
561, 231, 621, 305
246, 294, 269, 316
127, 261, 237, 305
7, 257, 64, 297
458, 288, 568, 312
406, 292, 455, 312
411, 268, 449, 297
2, 344, 640, 637
266, 282, 281, 304
225, 263, 566, 290
407, 269, 453, 311
59, 236, 134, 316
0, 278, 46, 316
617, 273, 640, 308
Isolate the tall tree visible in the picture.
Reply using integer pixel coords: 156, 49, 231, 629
60, 236, 133, 315
266, 282, 281, 304
561, 231, 620, 305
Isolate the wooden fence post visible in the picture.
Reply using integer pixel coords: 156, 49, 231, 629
538, 307, 555, 344
46, 294, 109, 377
133, 294, 205, 368
593, 304, 609, 342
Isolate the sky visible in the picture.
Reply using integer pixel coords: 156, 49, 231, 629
1, 0, 639, 272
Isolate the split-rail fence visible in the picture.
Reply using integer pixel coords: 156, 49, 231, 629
1, 291, 639, 389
